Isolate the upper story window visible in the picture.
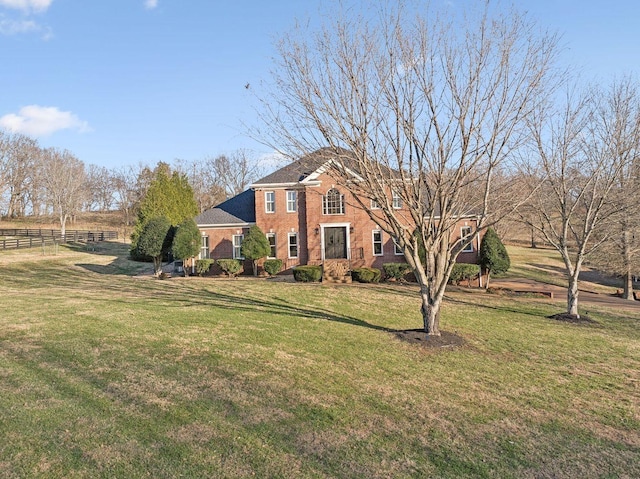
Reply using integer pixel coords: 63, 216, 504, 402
461, 226, 474, 252
322, 188, 344, 215
265, 191, 275, 213
371, 198, 380, 209
286, 190, 297, 212
392, 191, 403, 209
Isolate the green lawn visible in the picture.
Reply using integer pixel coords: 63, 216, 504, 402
1, 243, 638, 478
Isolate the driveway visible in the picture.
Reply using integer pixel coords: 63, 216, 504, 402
489, 277, 640, 312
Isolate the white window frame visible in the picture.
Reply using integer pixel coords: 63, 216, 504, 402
232, 234, 244, 259
199, 235, 209, 259
392, 191, 403, 209
322, 188, 345, 215
461, 226, 474, 252
372, 230, 383, 256
370, 198, 380, 209
266, 233, 277, 259
286, 190, 297, 213
265, 191, 275, 213
288, 232, 299, 259
393, 240, 404, 256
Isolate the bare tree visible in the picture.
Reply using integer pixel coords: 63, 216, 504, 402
581, 78, 640, 300
0, 132, 39, 217
174, 158, 226, 212
518, 80, 636, 317
258, 1, 559, 335
112, 164, 143, 228
86, 164, 115, 212
207, 149, 263, 198
40, 148, 88, 238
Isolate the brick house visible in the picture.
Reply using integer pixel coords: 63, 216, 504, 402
194, 148, 481, 279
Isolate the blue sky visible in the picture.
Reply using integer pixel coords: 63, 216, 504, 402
1, 0, 639, 169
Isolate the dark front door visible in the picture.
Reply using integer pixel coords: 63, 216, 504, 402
324, 227, 347, 259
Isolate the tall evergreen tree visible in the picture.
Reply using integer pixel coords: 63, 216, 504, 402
479, 228, 510, 289
131, 162, 198, 260
240, 225, 271, 276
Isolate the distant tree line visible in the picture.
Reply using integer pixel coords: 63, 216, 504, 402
0, 131, 265, 230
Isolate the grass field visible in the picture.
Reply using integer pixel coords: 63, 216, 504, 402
0, 243, 638, 478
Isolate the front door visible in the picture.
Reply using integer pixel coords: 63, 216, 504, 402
324, 227, 347, 259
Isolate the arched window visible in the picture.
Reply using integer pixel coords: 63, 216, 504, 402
322, 188, 344, 215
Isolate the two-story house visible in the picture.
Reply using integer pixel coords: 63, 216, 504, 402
194, 148, 481, 278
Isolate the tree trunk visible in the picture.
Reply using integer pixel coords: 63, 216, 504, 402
622, 230, 634, 300
153, 257, 163, 276
485, 269, 492, 289
253, 259, 258, 276
567, 273, 580, 318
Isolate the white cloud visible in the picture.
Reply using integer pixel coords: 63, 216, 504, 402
144, 0, 157, 10
0, 105, 91, 137
0, 15, 52, 39
0, 0, 53, 13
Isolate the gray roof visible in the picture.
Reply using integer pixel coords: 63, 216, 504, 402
252, 148, 336, 185
195, 189, 255, 226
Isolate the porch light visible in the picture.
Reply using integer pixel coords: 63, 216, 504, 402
314, 227, 319, 235
349, 226, 354, 233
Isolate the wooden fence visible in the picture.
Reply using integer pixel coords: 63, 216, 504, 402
0, 229, 118, 250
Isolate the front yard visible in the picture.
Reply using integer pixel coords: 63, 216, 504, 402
0, 243, 638, 478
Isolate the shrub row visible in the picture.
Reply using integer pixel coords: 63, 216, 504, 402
449, 263, 480, 285
352, 267, 381, 283
194, 258, 243, 277
293, 265, 323, 282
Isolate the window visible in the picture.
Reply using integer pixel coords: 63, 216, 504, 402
266, 233, 276, 258
200, 235, 209, 259
265, 191, 275, 213
322, 188, 344, 215
461, 226, 474, 252
371, 198, 380, 209
392, 191, 403, 209
286, 190, 297, 212
232, 234, 244, 259
372, 230, 383, 256
288, 232, 298, 258
394, 241, 404, 256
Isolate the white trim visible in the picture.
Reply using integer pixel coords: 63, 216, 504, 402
287, 232, 299, 259
319, 223, 351, 261
266, 232, 277, 259
232, 234, 244, 259
265, 191, 275, 213
372, 230, 383, 256
197, 222, 254, 228
461, 226, 474, 252
286, 190, 297, 213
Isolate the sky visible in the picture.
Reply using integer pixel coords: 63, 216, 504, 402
1, 0, 639, 170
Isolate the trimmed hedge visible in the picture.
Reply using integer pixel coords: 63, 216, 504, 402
195, 259, 214, 276
293, 265, 322, 282
263, 259, 283, 277
449, 263, 480, 286
383, 263, 411, 281
352, 267, 381, 283
216, 259, 243, 277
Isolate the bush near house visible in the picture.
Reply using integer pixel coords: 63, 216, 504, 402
383, 263, 412, 281
293, 265, 322, 282
195, 259, 214, 276
216, 259, 243, 278
352, 267, 382, 283
263, 259, 283, 277
449, 263, 480, 286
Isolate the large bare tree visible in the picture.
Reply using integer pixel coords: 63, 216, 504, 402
259, 1, 559, 335
518, 79, 638, 317
40, 148, 88, 238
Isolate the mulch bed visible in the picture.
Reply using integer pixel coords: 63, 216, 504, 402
393, 329, 466, 349
546, 312, 597, 324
